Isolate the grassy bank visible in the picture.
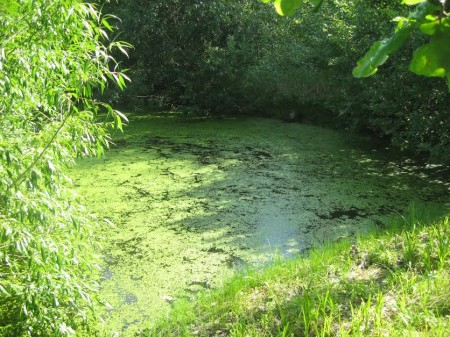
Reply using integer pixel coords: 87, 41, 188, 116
140, 213, 450, 337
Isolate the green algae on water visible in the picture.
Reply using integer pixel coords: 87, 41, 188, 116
70, 114, 449, 336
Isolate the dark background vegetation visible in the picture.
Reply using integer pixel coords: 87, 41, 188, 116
102, 0, 449, 163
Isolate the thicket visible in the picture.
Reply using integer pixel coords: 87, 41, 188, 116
0, 1, 128, 335
104, 0, 450, 163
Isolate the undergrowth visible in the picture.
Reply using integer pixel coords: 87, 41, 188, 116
139, 214, 450, 337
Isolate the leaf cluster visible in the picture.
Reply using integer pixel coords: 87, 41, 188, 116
0, 0, 129, 335
264, 0, 450, 89
354, 0, 450, 90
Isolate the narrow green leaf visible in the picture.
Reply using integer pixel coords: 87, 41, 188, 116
101, 18, 113, 32
22, 304, 28, 317
117, 44, 129, 58
41, 247, 48, 262
96, 141, 104, 157
114, 109, 128, 123
118, 74, 126, 89
114, 114, 123, 131
100, 300, 114, 310
0, 284, 10, 296
47, 160, 56, 172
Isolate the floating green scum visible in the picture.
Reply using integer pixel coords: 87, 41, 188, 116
70, 113, 449, 336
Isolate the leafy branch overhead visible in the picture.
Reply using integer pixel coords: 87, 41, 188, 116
263, 0, 450, 90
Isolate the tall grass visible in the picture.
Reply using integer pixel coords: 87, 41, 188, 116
139, 213, 450, 337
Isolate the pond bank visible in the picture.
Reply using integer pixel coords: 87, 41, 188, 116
142, 216, 450, 337
70, 113, 449, 336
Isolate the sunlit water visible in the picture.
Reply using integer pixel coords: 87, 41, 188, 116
70, 114, 449, 335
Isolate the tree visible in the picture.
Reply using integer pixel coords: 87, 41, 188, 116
0, 1, 129, 335
263, 0, 450, 90
103, 0, 272, 111
102, 0, 448, 162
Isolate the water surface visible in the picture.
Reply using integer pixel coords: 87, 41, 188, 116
71, 114, 448, 335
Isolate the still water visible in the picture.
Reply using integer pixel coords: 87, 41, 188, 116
71, 114, 448, 335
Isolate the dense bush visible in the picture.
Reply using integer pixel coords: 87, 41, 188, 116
103, 0, 449, 162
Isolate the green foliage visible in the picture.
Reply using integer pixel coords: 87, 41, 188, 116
354, 1, 450, 91
410, 19, 450, 87
352, 2, 435, 77
141, 215, 450, 337
104, 0, 449, 163
264, 0, 450, 89
103, 0, 273, 113
263, 0, 450, 162
0, 0, 129, 335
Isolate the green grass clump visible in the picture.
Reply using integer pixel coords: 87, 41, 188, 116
141, 216, 450, 337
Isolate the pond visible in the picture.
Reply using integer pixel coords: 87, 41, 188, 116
70, 113, 449, 336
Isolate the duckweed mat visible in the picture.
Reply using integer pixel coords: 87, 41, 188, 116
70, 114, 449, 335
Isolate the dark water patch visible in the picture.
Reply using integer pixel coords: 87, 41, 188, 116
121, 319, 140, 333
113, 139, 128, 148
226, 253, 246, 268
115, 237, 144, 256
317, 207, 367, 220
125, 293, 138, 304
103, 267, 113, 281
206, 246, 227, 254
133, 185, 151, 197
316, 205, 400, 220
104, 254, 120, 267
144, 136, 274, 168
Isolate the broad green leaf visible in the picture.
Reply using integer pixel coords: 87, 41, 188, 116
409, 31, 450, 89
353, 27, 413, 77
353, 2, 435, 78
402, 0, 425, 4
420, 20, 440, 35
274, 0, 305, 16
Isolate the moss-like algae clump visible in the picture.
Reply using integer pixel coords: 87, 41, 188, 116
70, 114, 449, 336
